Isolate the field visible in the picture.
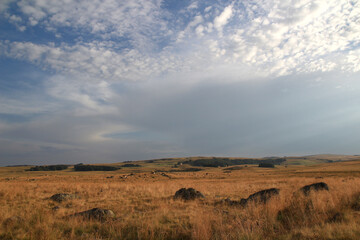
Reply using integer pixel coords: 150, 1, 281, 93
1, 156, 360, 239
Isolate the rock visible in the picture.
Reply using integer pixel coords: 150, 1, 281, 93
72, 208, 115, 221
246, 188, 280, 204
220, 197, 247, 206
174, 188, 205, 200
50, 193, 78, 202
221, 188, 279, 207
300, 182, 329, 195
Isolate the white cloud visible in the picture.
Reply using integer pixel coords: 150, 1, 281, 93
225, 0, 360, 76
0, 40, 185, 82
187, 2, 198, 10
0, 0, 359, 83
46, 75, 118, 115
14, 0, 167, 51
214, 4, 233, 32
204, 6, 212, 13
195, 25, 204, 37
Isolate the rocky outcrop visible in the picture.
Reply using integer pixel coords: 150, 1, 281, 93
174, 188, 205, 200
300, 182, 329, 195
246, 188, 280, 204
71, 208, 115, 221
50, 193, 79, 202
221, 188, 280, 206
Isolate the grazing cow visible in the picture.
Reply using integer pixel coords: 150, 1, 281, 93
300, 182, 329, 195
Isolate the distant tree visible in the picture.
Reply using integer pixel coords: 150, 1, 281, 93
182, 157, 285, 168
73, 165, 119, 171
121, 164, 141, 168
28, 165, 68, 171
258, 163, 275, 168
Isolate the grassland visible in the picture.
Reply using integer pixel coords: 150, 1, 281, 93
1, 156, 360, 239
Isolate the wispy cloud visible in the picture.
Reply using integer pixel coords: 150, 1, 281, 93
214, 4, 233, 32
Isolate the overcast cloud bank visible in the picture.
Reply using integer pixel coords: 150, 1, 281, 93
0, 0, 359, 165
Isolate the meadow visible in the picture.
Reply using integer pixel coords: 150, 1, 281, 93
1, 157, 360, 239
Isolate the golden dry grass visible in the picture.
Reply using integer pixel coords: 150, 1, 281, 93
1, 161, 360, 239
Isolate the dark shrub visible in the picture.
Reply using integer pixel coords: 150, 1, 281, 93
183, 157, 285, 167
121, 164, 141, 167
168, 168, 202, 172
28, 165, 68, 171
258, 163, 275, 168
74, 165, 119, 171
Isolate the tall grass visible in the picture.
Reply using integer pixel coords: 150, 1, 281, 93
1, 164, 360, 239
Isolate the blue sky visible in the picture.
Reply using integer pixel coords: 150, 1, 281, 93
0, 0, 360, 165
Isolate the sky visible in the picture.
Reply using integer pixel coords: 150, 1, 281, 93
0, 0, 359, 166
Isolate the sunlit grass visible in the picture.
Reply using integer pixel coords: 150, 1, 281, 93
1, 161, 360, 239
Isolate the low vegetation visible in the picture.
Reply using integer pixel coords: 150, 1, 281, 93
167, 167, 203, 172
258, 163, 275, 168
183, 157, 285, 167
1, 157, 360, 239
121, 164, 142, 168
27, 165, 69, 171
73, 164, 120, 171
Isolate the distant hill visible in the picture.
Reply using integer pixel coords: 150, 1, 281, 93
284, 154, 360, 165
182, 157, 285, 167
7, 154, 358, 171
131, 154, 360, 167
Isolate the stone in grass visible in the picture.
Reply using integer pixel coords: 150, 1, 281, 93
221, 188, 279, 207
220, 198, 247, 206
174, 188, 205, 201
300, 182, 329, 196
72, 208, 115, 221
246, 188, 280, 204
50, 193, 79, 202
